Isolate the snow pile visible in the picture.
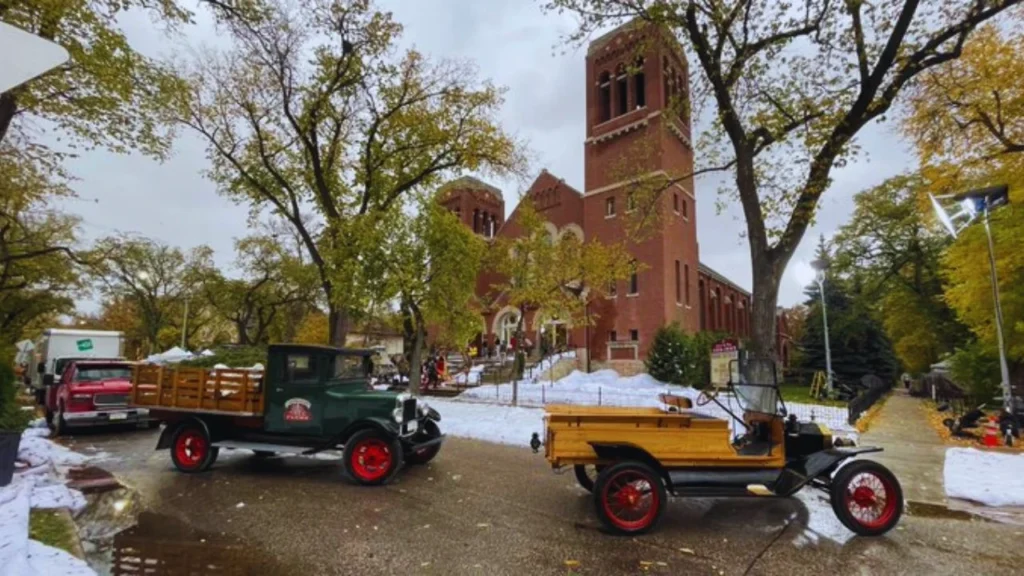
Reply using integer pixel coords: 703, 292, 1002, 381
0, 420, 97, 576
453, 365, 485, 385
427, 399, 542, 447
455, 368, 855, 434
0, 483, 95, 576
944, 447, 1024, 507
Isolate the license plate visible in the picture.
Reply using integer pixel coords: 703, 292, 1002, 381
108, 412, 128, 421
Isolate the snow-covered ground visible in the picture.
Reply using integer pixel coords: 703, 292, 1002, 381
944, 447, 1024, 507
0, 420, 98, 576
452, 368, 856, 435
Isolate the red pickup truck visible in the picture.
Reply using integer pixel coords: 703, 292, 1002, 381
44, 360, 153, 434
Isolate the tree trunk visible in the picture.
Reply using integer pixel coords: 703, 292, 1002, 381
749, 255, 782, 361
408, 320, 424, 396
327, 305, 349, 347
0, 91, 18, 146
236, 321, 251, 345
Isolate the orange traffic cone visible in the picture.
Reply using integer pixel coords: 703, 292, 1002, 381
983, 418, 1000, 447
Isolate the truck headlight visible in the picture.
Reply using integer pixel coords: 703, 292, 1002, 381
392, 407, 404, 423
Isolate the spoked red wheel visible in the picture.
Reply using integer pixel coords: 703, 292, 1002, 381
829, 460, 903, 536
593, 462, 666, 535
170, 424, 219, 473
343, 429, 403, 486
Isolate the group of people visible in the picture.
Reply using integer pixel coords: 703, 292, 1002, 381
421, 351, 448, 390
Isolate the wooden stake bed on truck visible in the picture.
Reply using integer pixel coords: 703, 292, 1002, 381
133, 344, 445, 486
131, 365, 265, 416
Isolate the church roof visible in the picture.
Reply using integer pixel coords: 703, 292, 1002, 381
440, 175, 504, 201
698, 262, 750, 298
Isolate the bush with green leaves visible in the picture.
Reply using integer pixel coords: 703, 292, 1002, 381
0, 364, 31, 432
178, 346, 267, 369
948, 340, 1003, 405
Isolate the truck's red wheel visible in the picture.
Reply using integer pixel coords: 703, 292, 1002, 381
170, 424, 219, 473
829, 460, 903, 536
344, 429, 403, 486
593, 462, 666, 535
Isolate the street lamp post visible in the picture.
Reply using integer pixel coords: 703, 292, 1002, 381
929, 185, 1013, 410
812, 260, 834, 397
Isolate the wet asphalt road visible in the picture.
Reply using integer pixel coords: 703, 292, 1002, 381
63, 427, 1024, 576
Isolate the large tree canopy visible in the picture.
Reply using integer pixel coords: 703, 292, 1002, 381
170, 0, 526, 346
545, 0, 1022, 359
832, 175, 969, 373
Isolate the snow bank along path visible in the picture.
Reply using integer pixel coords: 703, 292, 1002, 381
0, 420, 97, 576
944, 447, 1024, 507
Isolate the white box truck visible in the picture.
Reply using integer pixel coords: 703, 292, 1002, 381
30, 329, 126, 392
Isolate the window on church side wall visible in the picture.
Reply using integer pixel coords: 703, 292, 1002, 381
605, 196, 616, 217
598, 71, 611, 122
684, 264, 691, 305
674, 260, 681, 303
628, 260, 639, 295
673, 193, 679, 213
615, 65, 628, 116
634, 58, 646, 108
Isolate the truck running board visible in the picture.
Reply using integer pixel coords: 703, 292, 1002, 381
212, 440, 319, 455
667, 468, 782, 488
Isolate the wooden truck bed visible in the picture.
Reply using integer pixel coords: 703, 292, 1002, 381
543, 404, 784, 469
131, 365, 265, 416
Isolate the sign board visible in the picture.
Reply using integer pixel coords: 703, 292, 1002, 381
0, 22, 70, 93
76, 339, 94, 352
710, 338, 741, 388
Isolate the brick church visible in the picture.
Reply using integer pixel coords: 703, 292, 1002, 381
438, 21, 790, 371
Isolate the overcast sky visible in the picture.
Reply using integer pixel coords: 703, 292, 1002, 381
59, 0, 915, 315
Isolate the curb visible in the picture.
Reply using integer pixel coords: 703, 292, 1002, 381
53, 507, 87, 560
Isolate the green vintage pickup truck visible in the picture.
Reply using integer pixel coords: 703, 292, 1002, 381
131, 344, 443, 485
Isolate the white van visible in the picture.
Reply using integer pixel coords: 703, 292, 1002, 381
29, 329, 126, 390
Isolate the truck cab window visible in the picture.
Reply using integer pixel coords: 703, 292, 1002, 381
285, 354, 318, 384
332, 355, 365, 379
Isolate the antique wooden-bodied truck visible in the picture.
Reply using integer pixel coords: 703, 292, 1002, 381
131, 344, 443, 485
540, 374, 903, 536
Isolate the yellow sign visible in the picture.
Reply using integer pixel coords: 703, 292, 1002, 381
710, 339, 740, 387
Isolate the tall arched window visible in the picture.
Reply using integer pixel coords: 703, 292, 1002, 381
662, 57, 672, 110
633, 57, 646, 109
472, 209, 480, 234
615, 64, 628, 116
598, 71, 611, 122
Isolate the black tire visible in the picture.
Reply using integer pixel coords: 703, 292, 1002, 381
829, 460, 903, 536
573, 464, 606, 492
343, 428, 404, 486
405, 420, 442, 465
593, 461, 667, 535
169, 423, 220, 473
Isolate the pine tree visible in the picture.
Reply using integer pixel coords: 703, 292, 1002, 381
646, 324, 686, 385
796, 238, 900, 385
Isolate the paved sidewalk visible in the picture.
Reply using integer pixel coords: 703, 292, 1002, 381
859, 389, 948, 505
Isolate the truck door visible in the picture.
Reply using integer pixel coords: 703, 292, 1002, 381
320, 353, 371, 435
265, 350, 325, 435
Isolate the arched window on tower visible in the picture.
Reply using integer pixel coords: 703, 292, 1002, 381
662, 57, 672, 111
633, 57, 646, 109
598, 71, 611, 122
615, 64, 628, 116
